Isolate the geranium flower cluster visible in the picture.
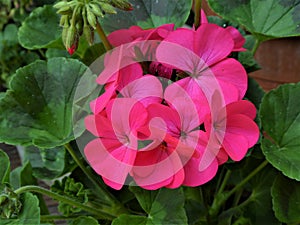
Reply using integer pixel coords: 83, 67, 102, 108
84, 12, 259, 190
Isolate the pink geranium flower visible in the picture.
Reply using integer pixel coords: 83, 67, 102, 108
130, 83, 218, 189
204, 96, 259, 162
84, 98, 148, 190
156, 23, 247, 114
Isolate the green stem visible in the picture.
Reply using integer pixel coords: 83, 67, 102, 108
64, 144, 129, 215
95, 20, 112, 51
251, 38, 261, 55
209, 160, 268, 216
64, 144, 123, 209
226, 160, 268, 198
15, 185, 115, 220
194, 0, 202, 29
217, 170, 232, 196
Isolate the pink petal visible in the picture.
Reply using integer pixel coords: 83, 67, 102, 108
106, 98, 148, 136
221, 114, 259, 161
116, 64, 143, 92
132, 146, 184, 190
97, 46, 139, 85
84, 139, 136, 190
221, 132, 249, 161
210, 58, 248, 99
225, 114, 260, 149
90, 84, 117, 114
194, 23, 234, 65
201, 9, 208, 24
216, 148, 228, 165
183, 156, 218, 187
226, 100, 257, 119
164, 82, 203, 131
156, 36, 205, 73
165, 168, 185, 189
120, 75, 163, 107
225, 26, 246, 52
84, 115, 98, 137
146, 103, 181, 137
108, 26, 143, 46
174, 77, 210, 119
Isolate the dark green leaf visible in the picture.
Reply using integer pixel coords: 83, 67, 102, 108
129, 186, 188, 225
245, 77, 265, 110
10, 162, 37, 190
0, 193, 40, 225
112, 215, 147, 225
102, 0, 193, 32
18, 5, 61, 49
46, 48, 70, 59
23, 146, 68, 180
0, 57, 92, 148
242, 165, 279, 224
222, 157, 279, 225
82, 43, 106, 66
260, 83, 300, 180
183, 187, 206, 225
207, 0, 300, 41
0, 150, 10, 183
68, 216, 99, 225
271, 174, 300, 223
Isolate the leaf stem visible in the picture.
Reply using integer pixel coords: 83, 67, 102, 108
251, 38, 261, 55
15, 185, 115, 220
194, 0, 202, 29
95, 20, 112, 51
217, 169, 232, 196
209, 160, 268, 216
64, 143, 127, 214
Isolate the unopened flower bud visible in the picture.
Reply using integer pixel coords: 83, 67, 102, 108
99, 2, 117, 14
89, 2, 104, 17
83, 25, 94, 46
57, 5, 72, 15
65, 24, 79, 55
86, 7, 97, 29
111, 0, 133, 11
53, 1, 69, 9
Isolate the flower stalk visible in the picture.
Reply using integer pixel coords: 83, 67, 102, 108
15, 185, 115, 220
194, 0, 202, 29
64, 143, 128, 215
95, 20, 113, 51
209, 160, 269, 217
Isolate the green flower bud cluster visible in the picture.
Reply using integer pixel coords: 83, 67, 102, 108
54, 0, 133, 54
51, 177, 92, 216
0, 184, 22, 219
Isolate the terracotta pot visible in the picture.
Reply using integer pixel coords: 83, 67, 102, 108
250, 38, 300, 91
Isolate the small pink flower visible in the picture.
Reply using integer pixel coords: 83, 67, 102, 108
204, 97, 259, 162
84, 98, 148, 190
156, 23, 247, 116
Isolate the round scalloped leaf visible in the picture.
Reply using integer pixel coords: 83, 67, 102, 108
260, 83, 300, 180
271, 174, 300, 223
0, 57, 92, 148
207, 0, 300, 41
18, 5, 62, 49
